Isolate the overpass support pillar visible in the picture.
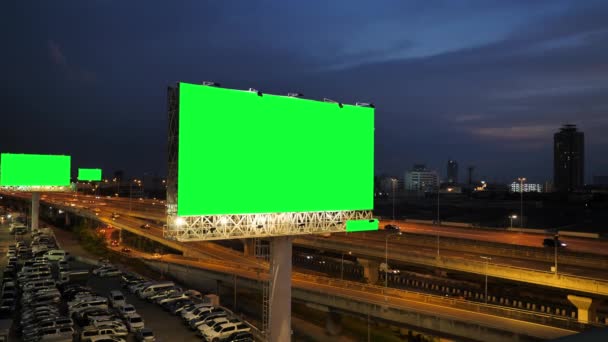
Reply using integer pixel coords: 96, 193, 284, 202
65, 212, 71, 226
31, 192, 40, 230
118, 229, 123, 244
325, 311, 343, 336
269, 236, 292, 342
241, 238, 256, 257
359, 258, 379, 284
568, 295, 599, 323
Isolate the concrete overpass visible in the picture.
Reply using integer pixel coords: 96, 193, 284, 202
141, 254, 580, 342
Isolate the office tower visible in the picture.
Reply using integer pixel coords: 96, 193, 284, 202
554, 124, 584, 192
447, 159, 458, 184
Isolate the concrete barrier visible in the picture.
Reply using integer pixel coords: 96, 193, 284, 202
559, 231, 600, 239
506, 227, 549, 234
442, 221, 473, 228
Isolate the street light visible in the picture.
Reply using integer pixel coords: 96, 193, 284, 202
436, 187, 453, 259
385, 231, 402, 288
517, 177, 526, 227
480, 256, 492, 303
391, 178, 397, 221
341, 251, 352, 280
509, 214, 517, 228
554, 233, 559, 276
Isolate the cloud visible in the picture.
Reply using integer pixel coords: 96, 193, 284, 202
47, 39, 96, 84
48, 40, 66, 65
472, 125, 557, 141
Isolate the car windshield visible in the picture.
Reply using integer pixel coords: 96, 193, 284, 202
142, 331, 153, 337
124, 306, 135, 312
213, 325, 223, 332
130, 317, 142, 323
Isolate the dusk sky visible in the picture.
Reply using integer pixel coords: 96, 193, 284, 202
2, 1, 608, 184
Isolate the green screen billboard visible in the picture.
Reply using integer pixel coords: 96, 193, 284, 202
177, 82, 374, 216
0, 153, 71, 186
78, 168, 102, 181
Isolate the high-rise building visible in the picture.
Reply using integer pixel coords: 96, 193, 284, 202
510, 182, 543, 193
405, 164, 438, 192
554, 124, 584, 192
447, 159, 458, 184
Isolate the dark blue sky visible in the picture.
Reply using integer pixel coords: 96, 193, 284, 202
2, 1, 608, 183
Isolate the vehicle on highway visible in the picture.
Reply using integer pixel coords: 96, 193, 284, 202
543, 238, 567, 248
124, 313, 145, 332
111, 240, 120, 247
120, 247, 132, 254
140, 224, 151, 230
151, 253, 161, 259
134, 328, 156, 342
108, 290, 127, 308
111, 212, 120, 219
384, 224, 400, 231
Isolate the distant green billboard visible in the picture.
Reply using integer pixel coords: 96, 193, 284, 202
78, 168, 102, 181
346, 219, 379, 232
0, 153, 71, 186
177, 82, 374, 216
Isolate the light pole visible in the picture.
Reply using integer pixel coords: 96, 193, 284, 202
509, 215, 517, 228
391, 178, 397, 221
480, 256, 492, 303
341, 251, 352, 280
554, 233, 559, 275
517, 177, 526, 227
385, 232, 402, 288
436, 187, 453, 259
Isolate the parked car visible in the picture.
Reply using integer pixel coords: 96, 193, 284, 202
124, 313, 145, 332
116, 304, 137, 319
108, 290, 127, 308
203, 322, 251, 342
220, 331, 254, 342
134, 328, 156, 342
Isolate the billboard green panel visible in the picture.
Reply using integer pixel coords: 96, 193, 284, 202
346, 219, 379, 232
178, 82, 374, 216
0, 153, 71, 186
78, 168, 102, 181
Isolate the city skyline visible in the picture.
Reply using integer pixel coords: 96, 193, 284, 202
1, 1, 608, 181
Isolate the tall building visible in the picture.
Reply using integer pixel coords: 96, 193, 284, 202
554, 124, 584, 192
405, 164, 438, 192
510, 182, 543, 193
447, 159, 458, 184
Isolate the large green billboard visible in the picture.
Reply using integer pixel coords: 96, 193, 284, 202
177, 82, 374, 216
78, 168, 102, 181
0, 153, 71, 186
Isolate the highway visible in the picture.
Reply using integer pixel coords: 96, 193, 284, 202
2, 190, 605, 338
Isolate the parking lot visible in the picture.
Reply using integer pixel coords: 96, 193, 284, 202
0, 214, 252, 342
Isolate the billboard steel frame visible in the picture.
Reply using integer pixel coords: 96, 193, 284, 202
164, 83, 373, 242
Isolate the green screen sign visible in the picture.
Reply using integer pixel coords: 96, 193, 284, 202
346, 219, 379, 232
0, 153, 71, 186
178, 82, 374, 216
78, 168, 102, 181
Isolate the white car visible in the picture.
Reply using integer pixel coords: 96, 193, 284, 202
203, 322, 251, 342
124, 313, 144, 332
93, 266, 122, 277
197, 317, 239, 337
108, 291, 127, 308
85, 322, 128, 336
116, 304, 137, 318
84, 336, 126, 342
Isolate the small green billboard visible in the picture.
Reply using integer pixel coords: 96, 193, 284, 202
78, 168, 102, 181
0, 153, 71, 186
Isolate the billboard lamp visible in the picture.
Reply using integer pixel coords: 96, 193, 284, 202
323, 98, 343, 108
202, 81, 221, 87
356, 102, 375, 108
287, 93, 303, 97
248, 88, 263, 97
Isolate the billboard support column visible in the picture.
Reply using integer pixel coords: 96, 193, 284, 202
269, 236, 292, 342
31, 192, 40, 230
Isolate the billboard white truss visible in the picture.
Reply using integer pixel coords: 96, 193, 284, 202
164, 210, 373, 241
0, 185, 73, 192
